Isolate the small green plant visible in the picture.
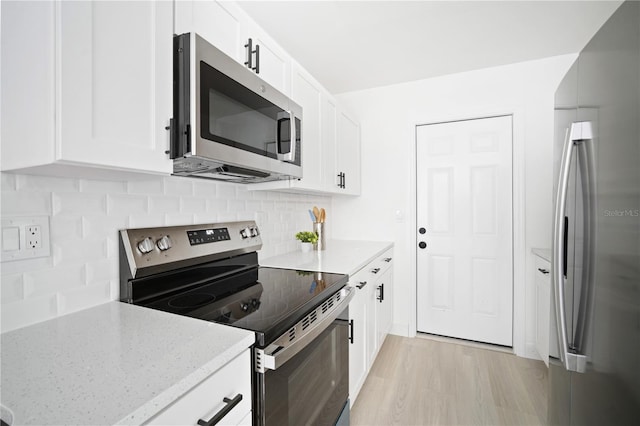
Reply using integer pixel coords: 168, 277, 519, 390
295, 231, 318, 244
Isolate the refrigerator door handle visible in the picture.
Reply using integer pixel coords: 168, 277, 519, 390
552, 121, 592, 373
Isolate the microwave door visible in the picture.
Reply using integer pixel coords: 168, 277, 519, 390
277, 111, 296, 163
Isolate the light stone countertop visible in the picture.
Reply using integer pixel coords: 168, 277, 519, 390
532, 248, 552, 263
0, 301, 255, 426
261, 239, 394, 275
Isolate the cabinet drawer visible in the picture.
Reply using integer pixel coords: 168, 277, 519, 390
370, 249, 394, 277
535, 256, 551, 277
348, 268, 371, 290
147, 349, 251, 425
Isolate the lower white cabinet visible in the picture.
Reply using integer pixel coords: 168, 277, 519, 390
147, 349, 252, 425
348, 269, 369, 406
375, 267, 393, 349
348, 248, 393, 405
535, 255, 551, 367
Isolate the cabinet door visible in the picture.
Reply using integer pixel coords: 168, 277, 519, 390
176, 0, 245, 64
535, 257, 551, 366
336, 110, 361, 195
244, 21, 291, 96
58, 1, 172, 173
376, 268, 393, 348
348, 281, 368, 405
322, 95, 339, 192
366, 274, 378, 367
148, 349, 252, 425
1, 1, 56, 171
289, 63, 323, 190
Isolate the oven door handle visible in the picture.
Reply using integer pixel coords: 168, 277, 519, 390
255, 286, 354, 373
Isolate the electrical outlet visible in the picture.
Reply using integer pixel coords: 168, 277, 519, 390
26, 225, 43, 249
1, 216, 51, 262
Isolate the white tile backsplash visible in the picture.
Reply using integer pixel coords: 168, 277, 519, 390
0, 172, 330, 332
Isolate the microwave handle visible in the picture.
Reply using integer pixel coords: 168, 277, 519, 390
277, 111, 296, 163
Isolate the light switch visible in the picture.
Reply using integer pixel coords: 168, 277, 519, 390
2, 227, 20, 251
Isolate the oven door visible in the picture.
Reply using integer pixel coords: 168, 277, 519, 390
254, 287, 353, 426
256, 316, 349, 426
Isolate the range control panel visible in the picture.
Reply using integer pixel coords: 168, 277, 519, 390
120, 221, 262, 279
187, 228, 231, 245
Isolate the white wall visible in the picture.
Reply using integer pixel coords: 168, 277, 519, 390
331, 54, 577, 359
0, 173, 329, 333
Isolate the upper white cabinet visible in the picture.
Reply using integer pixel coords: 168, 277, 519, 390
335, 109, 361, 195
176, 0, 290, 95
288, 62, 325, 190
175, 0, 245, 63
243, 19, 291, 95
1, 1, 173, 177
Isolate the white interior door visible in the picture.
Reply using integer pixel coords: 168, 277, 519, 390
416, 116, 513, 346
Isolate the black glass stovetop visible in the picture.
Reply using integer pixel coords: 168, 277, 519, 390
132, 254, 348, 347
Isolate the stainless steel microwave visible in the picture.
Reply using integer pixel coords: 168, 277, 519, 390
170, 33, 302, 183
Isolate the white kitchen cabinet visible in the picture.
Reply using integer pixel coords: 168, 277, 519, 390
1, 0, 173, 177
242, 19, 291, 95
321, 95, 339, 191
535, 255, 551, 367
335, 109, 362, 195
285, 62, 325, 191
348, 269, 369, 406
348, 247, 393, 406
175, 0, 245, 64
176, 0, 290, 95
375, 266, 393, 349
147, 349, 252, 426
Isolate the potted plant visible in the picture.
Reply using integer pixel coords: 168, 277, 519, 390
295, 231, 318, 252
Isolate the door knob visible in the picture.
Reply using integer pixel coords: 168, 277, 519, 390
418, 242, 427, 249
418, 227, 426, 234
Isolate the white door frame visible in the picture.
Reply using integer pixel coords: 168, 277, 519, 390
408, 107, 527, 357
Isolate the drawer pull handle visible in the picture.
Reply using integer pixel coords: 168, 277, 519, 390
349, 319, 355, 344
377, 283, 385, 303
538, 268, 550, 275
371, 268, 381, 274
197, 393, 243, 426
356, 281, 368, 289
384, 257, 392, 262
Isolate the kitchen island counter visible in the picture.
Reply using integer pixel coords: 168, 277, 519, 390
261, 239, 393, 275
0, 301, 254, 425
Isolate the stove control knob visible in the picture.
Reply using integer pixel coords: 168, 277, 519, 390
156, 235, 172, 251
250, 227, 259, 237
137, 237, 155, 254
240, 302, 250, 312
242, 227, 251, 239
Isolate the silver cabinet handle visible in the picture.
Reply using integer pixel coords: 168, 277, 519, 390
552, 122, 591, 373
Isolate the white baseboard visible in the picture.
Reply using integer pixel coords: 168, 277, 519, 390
390, 323, 409, 337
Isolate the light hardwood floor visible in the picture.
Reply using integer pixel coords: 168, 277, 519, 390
351, 335, 548, 426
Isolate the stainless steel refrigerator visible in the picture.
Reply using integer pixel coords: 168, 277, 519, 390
549, 1, 639, 425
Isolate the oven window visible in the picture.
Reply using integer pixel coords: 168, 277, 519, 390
200, 61, 281, 158
263, 319, 349, 426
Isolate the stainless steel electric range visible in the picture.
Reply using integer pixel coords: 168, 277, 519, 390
119, 221, 353, 426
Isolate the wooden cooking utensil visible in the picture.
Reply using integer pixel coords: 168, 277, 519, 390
312, 206, 320, 222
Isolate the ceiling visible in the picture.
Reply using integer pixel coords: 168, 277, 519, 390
237, 1, 622, 94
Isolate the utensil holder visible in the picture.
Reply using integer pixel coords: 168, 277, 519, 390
313, 222, 325, 251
